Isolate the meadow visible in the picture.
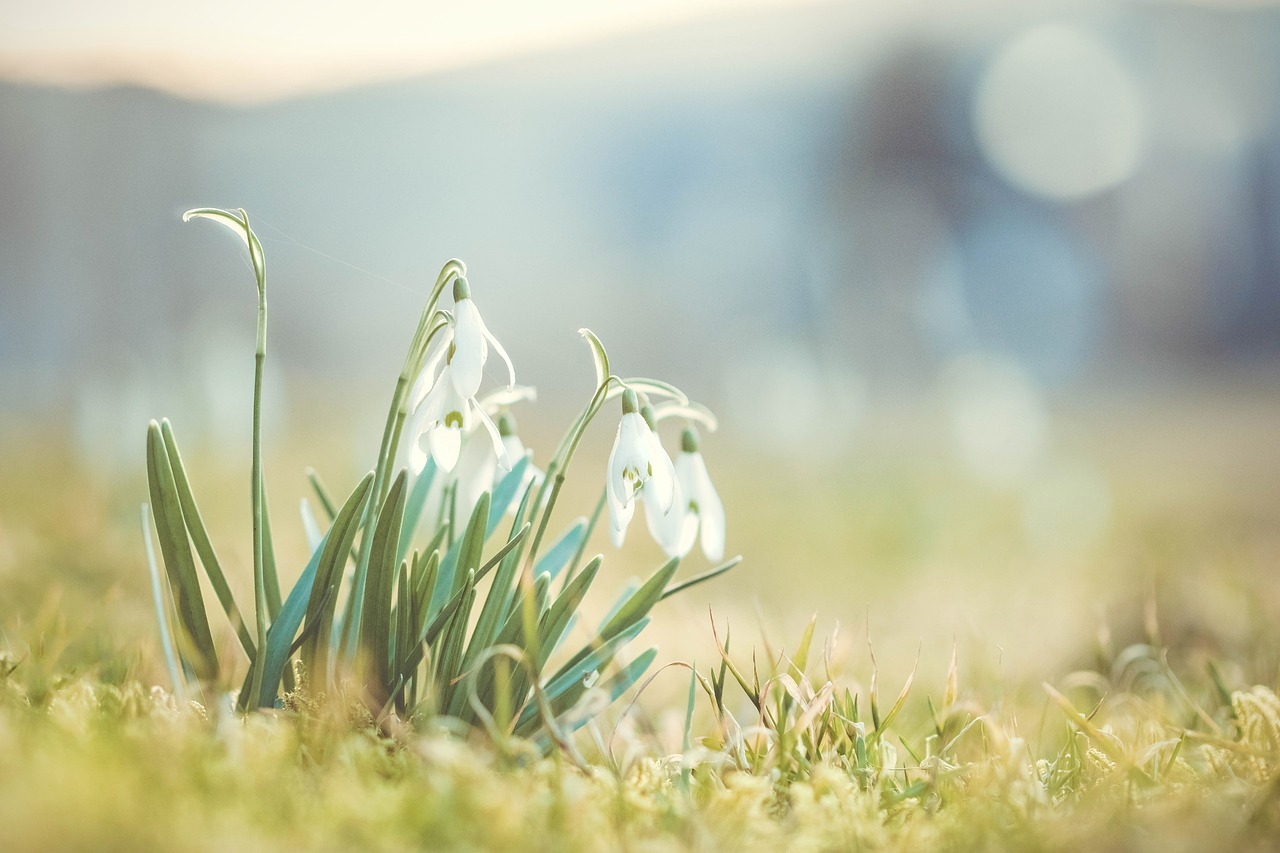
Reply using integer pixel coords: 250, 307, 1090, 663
3, 377, 1279, 851
2, 214, 1280, 850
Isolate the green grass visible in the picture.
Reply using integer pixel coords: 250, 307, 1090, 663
3, 383, 1280, 850
4, 613, 1280, 851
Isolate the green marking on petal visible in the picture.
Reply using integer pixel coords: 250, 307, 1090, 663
444, 411, 464, 429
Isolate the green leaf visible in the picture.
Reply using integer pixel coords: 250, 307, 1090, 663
158, 419, 256, 662
260, 482, 282, 622
299, 473, 376, 691
427, 492, 491, 620
488, 455, 531, 531
182, 207, 265, 293
140, 504, 184, 696
460, 510, 535, 682
660, 556, 741, 601
435, 570, 477, 711
145, 421, 218, 681
599, 557, 680, 641
306, 468, 339, 521
392, 559, 412, 711
360, 470, 408, 695
566, 647, 657, 735
533, 519, 588, 583
577, 328, 610, 388
536, 557, 602, 669
514, 618, 649, 734
396, 524, 529, 687
396, 460, 437, 563
244, 473, 372, 710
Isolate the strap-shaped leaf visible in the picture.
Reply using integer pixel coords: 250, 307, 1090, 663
246, 472, 372, 709
158, 419, 255, 662
299, 473, 376, 689
395, 524, 528, 686
577, 328, 610, 388
427, 492, 491, 620
660, 556, 741, 601
145, 421, 218, 681
514, 618, 649, 733
487, 455, 531, 530
536, 557, 602, 669
459, 499, 535, 679
396, 460, 437, 563
260, 482, 282, 621
551, 646, 657, 740
599, 557, 680, 641
533, 519, 587, 583
140, 504, 184, 696
392, 558, 412, 711
435, 570, 477, 711
360, 470, 408, 693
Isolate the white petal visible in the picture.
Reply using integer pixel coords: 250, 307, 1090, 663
427, 425, 461, 472
643, 425, 676, 515
501, 434, 526, 466
453, 431, 498, 523
607, 484, 634, 540
609, 517, 628, 548
474, 403, 511, 471
406, 402, 432, 474
450, 300, 487, 398
685, 452, 725, 561
607, 417, 632, 510
409, 333, 452, 411
480, 314, 517, 389
643, 484, 693, 558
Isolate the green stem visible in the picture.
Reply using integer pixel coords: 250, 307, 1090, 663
341, 296, 455, 662
248, 297, 269, 706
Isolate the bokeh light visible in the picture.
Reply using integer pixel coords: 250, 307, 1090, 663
973, 24, 1146, 201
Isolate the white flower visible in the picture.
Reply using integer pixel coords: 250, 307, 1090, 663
497, 413, 544, 499
667, 428, 725, 561
606, 390, 675, 546
449, 276, 515, 399
407, 360, 509, 474
451, 428, 501, 523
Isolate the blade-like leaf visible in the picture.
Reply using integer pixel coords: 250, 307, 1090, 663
158, 419, 256, 662
140, 503, 184, 696
396, 460, 437, 562
514, 618, 649, 733
248, 472, 373, 709
660, 556, 741, 601
599, 557, 680, 641
577, 328, 610, 388
360, 470, 409, 694
533, 519, 587, 583
145, 421, 218, 681
427, 492, 491, 620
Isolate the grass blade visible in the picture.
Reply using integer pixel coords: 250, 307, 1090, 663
158, 419, 256, 662
145, 420, 218, 681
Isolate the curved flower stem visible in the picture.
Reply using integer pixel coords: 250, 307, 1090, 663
340, 263, 461, 664
248, 236, 269, 704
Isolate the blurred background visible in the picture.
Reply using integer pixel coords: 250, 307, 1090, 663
2, 0, 1279, 695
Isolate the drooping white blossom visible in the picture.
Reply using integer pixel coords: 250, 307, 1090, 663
606, 389, 675, 546
448, 276, 515, 398
407, 359, 508, 474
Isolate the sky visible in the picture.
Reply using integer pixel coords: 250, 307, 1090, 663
0, 0, 844, 102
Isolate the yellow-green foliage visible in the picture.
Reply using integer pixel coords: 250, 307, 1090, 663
4, 626, 1280, 852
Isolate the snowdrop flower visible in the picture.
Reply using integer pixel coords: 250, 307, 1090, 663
449, 276, 515, 399
666, 427, 725, 561
498, 412, 544, 496
407, 359, 508, 474
606, 389, 675, 546
451, 428, 501, 523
